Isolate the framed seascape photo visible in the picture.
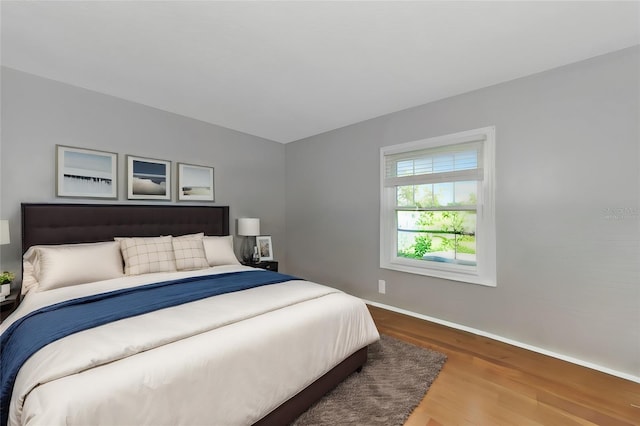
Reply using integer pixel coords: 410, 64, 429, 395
256, 236, 274, 261
177, 163, 215, 202
127, 155, 171, 200
56, 145, 118, 199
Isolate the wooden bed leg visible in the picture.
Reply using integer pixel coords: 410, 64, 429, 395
356, 365, 363, 373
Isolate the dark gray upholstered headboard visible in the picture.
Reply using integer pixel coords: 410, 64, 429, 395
21, 203, 230, 253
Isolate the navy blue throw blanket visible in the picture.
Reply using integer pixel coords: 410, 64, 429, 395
0, 270, 296, 426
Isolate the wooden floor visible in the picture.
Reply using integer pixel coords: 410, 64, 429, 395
368, 305, 640, 426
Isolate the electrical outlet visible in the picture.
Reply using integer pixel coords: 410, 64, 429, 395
378, 279, 386, 294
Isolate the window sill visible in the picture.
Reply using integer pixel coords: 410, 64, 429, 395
380, 260, 496, 287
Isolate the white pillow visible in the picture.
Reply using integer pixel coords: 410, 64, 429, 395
172, 233, 209, 271
22, 247, 40, 295
30, 241, 124, 292
203, 235, 240, 266
118, 236, 177, 275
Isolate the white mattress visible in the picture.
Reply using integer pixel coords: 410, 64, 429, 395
1, 265, 380, 426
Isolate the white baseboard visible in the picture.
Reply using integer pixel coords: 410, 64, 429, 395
364, 299, 640, 384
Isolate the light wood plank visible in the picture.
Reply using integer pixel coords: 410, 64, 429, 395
368, 305, 640, 426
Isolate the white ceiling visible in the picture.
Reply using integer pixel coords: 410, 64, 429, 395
2, 1, 639, 144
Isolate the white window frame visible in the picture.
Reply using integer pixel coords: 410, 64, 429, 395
380, 126, 496, 287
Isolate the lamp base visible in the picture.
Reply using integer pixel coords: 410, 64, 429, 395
240, 236, 254, 263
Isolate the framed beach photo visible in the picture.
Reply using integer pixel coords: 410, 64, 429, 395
56, 145, 118, 199
177, 163, 215, 202
256, 236, 274, 261
126, 155, 171, 200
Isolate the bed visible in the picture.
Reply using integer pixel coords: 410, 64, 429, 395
0, 203, 379, 426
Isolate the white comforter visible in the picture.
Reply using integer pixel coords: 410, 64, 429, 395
1, 265, 380, 426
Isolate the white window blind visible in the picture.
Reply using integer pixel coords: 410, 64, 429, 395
384, 139, 484, 187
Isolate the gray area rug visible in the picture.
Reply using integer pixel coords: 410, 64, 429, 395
292, 334, 447, 425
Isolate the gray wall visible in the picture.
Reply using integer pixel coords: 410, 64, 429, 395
0, 67, 286, 275
285, 46, 640, 377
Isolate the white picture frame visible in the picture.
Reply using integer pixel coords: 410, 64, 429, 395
177, 163, 215, 201
126, 155, 171, 200
256, 235, 274, 261
56, 145, 118, 199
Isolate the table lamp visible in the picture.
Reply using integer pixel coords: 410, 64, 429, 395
237, 218, 260, 263
0, 220, 9, 245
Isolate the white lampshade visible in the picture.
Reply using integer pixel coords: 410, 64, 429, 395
0, 220, 9, 245
237, 218, 260, 236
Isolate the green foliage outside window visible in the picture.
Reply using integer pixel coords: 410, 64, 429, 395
413, 234, 432, 257
396, 183, 477, 262
397, 210, 476, 261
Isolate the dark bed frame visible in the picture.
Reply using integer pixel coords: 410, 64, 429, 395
20, 203, 367, 425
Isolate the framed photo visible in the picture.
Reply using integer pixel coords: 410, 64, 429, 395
177, 163, 215, 202
126, 155, 171, 200
56, 145, 118, 199
256, 236, 274, 261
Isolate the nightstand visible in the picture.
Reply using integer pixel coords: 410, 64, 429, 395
243, 261, 278, 272
1, 289, 19, 323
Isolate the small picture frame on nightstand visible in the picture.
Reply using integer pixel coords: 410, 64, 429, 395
256, 236, 273, 261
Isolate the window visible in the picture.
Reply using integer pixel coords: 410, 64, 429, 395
380, 126, 496, 286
